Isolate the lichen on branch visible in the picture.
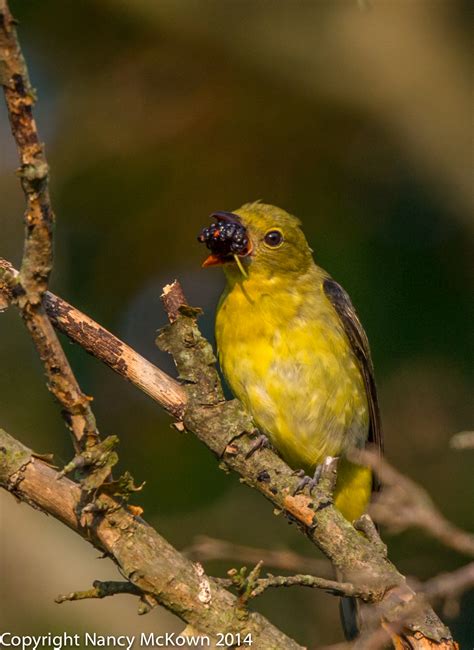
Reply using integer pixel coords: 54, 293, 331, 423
0, 1, 99, 451
0, 428, 303, 650
156, 281, 456, 649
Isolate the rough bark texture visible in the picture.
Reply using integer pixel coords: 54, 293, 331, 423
0, 260, 187, 419
0, 260, 458, 647
0, 0, 52, 301
0, 1, 461, 646
45, 290, 187, 418
155, 285, 456, 649
0, 2, 98, 451
0, 429, 303, 650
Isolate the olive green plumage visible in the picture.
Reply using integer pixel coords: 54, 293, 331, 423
213, 202, 382, 522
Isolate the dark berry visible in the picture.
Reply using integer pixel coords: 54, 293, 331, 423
198, 213, 250, 258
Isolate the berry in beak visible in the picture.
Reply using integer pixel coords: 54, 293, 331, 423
198, 212, 251, 267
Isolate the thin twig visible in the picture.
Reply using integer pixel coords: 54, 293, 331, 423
0, 2, 98, 451
355, 448, 474, 558
415, 562, 474, 619
354, 514, 388, 558
55, 580, 159, 616
218, 572, 376, 601
45, 288, 187, 418
214, 557, 376, 606
55, 580, 141, 603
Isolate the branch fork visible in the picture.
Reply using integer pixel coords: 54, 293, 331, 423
0, 2, 466, 647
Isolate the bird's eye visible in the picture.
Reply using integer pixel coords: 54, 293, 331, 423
264, 229, 283, 248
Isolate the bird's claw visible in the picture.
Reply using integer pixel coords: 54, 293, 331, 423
292, 471, 320, 496
245, 432, 270, 459
292, 456, 339, 497
313, 464, 323, 485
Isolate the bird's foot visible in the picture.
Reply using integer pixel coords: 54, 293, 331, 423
292, 469, 315, 496
245, 431, 271, 459
292, 456, 339, 497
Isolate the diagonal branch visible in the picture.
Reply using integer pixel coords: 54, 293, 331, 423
156, 282, 456, 649
45, 289, 187, 418
0, 3, 460, 646
320, 563, 474, 650
355, 448, 474, 558
0, 427, 302, 650
0, 259, 186, 419
0, 261, 458, 647
1, 262, 99, 451
419, 562, 474, 619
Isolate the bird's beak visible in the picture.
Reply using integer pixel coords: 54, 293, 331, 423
201, 240, 253, 268
202, 253, 224, 268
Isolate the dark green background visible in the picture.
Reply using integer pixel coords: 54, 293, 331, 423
1, 1, 472, 646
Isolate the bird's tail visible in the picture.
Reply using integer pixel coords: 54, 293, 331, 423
339, 596, 360, 640
335, 567, 360, 640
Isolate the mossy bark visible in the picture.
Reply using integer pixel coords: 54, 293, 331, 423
156, 305, 455, 647
0, 428, 303, 650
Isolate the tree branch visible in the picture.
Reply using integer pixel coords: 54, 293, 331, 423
0, 3, 462, 646
450, 431, 474, 450
55, 580, 159, 615
0, 2, 98, 451
0, 262, 458, 647
0, 0, 52, 299
355, 448, 474, 558
419, 562, 474, 619
0, 428, 302, 650
185, 535, 332, 576
154, 281, 455, 648
0, 259, 186, 419
243, 573, 373, 601
320, 563, 474, 650
55, 581, 142, 604
213, 560, 371, 604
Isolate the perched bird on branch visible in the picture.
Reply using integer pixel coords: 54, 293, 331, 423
198, 202, 383, 637
198, 201, 383, 518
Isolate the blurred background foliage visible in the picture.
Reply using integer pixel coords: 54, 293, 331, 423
0, 0, 472, 646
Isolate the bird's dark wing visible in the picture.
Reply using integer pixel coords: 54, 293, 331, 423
323, 278, 383, 483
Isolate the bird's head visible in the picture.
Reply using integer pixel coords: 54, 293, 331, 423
198, 202, 313, 279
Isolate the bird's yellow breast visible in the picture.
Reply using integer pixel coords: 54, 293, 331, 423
216, 267, 371, 521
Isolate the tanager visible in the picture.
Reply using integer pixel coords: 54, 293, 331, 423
198, 202, 383, 523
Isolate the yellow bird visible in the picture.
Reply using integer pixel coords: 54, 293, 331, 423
198, 202, 383, 523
